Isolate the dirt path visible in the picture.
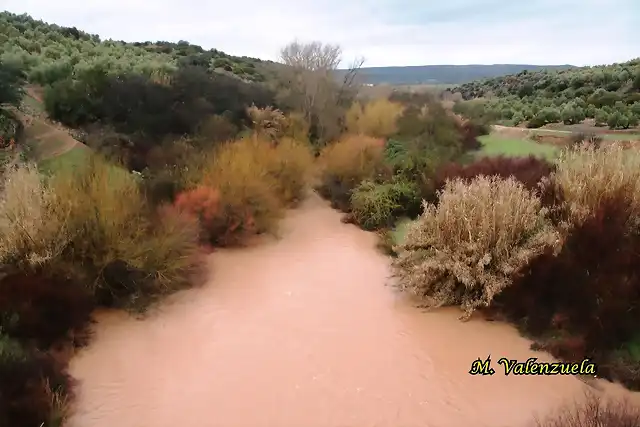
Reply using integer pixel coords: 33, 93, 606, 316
68, 193, 638, 427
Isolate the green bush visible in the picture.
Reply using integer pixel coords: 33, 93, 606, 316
350, 178, 420, 230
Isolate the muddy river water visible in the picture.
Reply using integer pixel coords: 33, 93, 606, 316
68, 193, 638, 427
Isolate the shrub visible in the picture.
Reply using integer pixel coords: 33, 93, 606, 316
174, 186, 221, 242
49, 154, 202, 308
246, 105, 288, 142
345, 99, 404, 138
198, 137, 285, 246
350, 178, 420, 231
317, 135, 390, 211
0, 163, 70, 269
434, 155, 555, 194
554, 142, 640, 226
0, 335, 72, 427
0, 271, 93, 350
392, 176, 560, 318
268, 137, 314, 205
569, 132, 603, 148
535, 392, 640, 427
494, 145, 640, 387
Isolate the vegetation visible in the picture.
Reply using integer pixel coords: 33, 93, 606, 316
452, 58, 640, 130
394, 142, 640, 391
4, 9, 640, 424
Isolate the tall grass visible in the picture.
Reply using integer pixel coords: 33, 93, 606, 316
393, 176, 560, 318
0, 163, 70, 268
553, 142, 640, 227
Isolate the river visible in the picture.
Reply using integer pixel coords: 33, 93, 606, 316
67, 192, 637, 427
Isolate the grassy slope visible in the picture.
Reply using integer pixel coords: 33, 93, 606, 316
17, 87, 91, 172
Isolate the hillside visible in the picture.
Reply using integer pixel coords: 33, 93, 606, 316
353, 64, 575, 86
0, 11, 268, 84
0, 10, 279, 169
451, 58, 640, 130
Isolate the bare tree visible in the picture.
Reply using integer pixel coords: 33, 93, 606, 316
277, 40, 364, 144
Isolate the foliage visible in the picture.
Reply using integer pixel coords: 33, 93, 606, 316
345, 98, 404, 138
452, 58, 640, 129
0, 334, 72, 427
0, 11, 266, 84
0, 156, 203, 309
0, 61, 26, 106
435, 155, 555, 193
44, 67, 276, 167
393, 176, 560, 318
553, 142, 640, 226
193, 137, 284, 245
350, 178, 420, 230
316, 135, 389, 211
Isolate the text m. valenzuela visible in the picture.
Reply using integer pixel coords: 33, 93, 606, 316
497, 357, 597, 376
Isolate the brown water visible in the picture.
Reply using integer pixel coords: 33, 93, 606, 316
68, 193, 635, 427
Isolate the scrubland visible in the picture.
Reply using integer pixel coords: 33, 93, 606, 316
2, 12, 640, 424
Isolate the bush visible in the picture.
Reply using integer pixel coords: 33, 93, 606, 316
435, 155, 555, 194
0, 271, 93, 350
317, 135, 390, 211
554, 142, 640, 226
0, 335, 72, 427
0, 163, 70, 270
47, 155, 202, 308
345, 99, 404, 138
268, 137, 314, 205
493, 144, 640, 388
196, 137, 285, 246
174, 186, 221, 242
569, 132, 603, 148
350, 178, 420, 230
535, 392, 640, 427
392, 176, 560, 318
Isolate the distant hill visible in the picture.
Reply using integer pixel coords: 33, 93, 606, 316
451, 58, 640, 130
351, 64, 576, 86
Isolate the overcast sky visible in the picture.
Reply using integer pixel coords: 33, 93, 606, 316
4, 0, 639, 67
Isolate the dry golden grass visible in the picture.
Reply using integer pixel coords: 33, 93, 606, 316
0, 163, 70, 268
393, 176, 560, 318
553, 142, 640, 227
345, 99, 404, 138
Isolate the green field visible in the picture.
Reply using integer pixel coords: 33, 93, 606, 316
478, 135, 560, 160
38, 145, 91, 174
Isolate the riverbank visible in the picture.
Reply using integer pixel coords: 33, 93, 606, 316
67, 192, 638, 427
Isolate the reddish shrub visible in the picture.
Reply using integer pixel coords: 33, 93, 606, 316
174, 186, 221, 223
0, 341, 73, 427
495, 192, 640, 363
0, 272, 94, 350
456, 120, 484, 152
174, 186, 221, 242
434, 155, 555, 193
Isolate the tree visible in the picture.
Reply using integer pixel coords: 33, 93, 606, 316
0, 61, 26, 106
277, 40, 364, 144
594, 109, 609, 126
